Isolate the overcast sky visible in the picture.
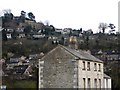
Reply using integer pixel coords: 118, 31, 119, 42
0, 0, 119, 33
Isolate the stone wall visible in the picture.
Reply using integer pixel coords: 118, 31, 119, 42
40, 46, 76, 88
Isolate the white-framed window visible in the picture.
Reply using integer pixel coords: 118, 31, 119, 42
94, 63, 97, 71
83, 78, 86, 89
94, 79, 97, 88
87, 62, 90, 71
83, 61, 85, 70
106, 79, 108, 88
88, 78, 91, 89
98, 64, 101, 72
99, 79, 101, 89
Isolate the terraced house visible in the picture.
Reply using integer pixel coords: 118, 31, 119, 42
39, 38, 111, 89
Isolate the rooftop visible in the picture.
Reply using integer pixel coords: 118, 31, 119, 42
104, 74, 111, 79
61, 45, 103, 63
42, 44, 103, 63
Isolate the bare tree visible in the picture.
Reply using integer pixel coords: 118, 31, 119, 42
98, 23, 108, 33
44, 20, 49, 26
3, 9, 11, 14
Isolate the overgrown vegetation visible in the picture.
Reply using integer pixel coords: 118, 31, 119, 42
2, 77, 37, 89
2, 38, 57, 58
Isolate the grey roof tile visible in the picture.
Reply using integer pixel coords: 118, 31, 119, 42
60, 45, 103, 62
104, 74, 111, 79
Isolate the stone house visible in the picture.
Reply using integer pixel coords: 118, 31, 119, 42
11, 65, 33, 79
6, 57, 29, 69
92, 50, 120, 61
39, 45, 110, 89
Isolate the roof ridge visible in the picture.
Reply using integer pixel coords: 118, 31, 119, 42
60, 45, 103, 63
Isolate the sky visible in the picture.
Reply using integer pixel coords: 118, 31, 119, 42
0, 0, 119, 33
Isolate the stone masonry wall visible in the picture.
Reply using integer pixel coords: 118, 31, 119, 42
41, 46, 76, 88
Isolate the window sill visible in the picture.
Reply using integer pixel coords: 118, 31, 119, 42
82, 69, 86, 70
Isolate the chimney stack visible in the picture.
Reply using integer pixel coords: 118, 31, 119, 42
69, 36, 78, 50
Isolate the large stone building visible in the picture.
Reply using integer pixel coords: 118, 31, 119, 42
39, 44, 111, 89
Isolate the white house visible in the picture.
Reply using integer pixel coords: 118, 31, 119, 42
104, 74, 111, 89
6, 33, 12, 39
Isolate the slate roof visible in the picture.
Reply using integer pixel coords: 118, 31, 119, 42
13, 65, 28, 75
60, 45, 103, 63
104, 74, 111, 79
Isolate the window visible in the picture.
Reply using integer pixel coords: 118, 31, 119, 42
83, 61, 85, 70
87, 62, 90, 71
94, 63, 97, 71
106, 79, 108, 88
99, 79, 101, 89
98, 64, 101, 72
88, 78, 91, 89
83, 78, 86, 89
94, 79, 97, 88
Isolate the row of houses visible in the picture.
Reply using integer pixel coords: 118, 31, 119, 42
55, 28, 82, 36
2, 53, 44, 79
91, 50, 120, 61
6, 32, 46, 39
4, 28, 71, 40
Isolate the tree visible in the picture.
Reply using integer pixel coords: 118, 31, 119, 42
19, 10, 26, 23
20, 10, 26, 17
28, 12, 35, 21
44, 26, 50, 35
24, 25, 32, 34
11, 30, 17, 39
79, 28, 82, 33
86, 36, 89, 49
4, 13, 14, 20
3, 9, 14, 22
60, 37, 65, 45
2, 29, 7, 41
44, 20, 49, 26
98, 23, 108, 33
108, 23, 116, 34
43, 25, 55, 35
49, 25, 55, 32
95, 39, 99, 49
